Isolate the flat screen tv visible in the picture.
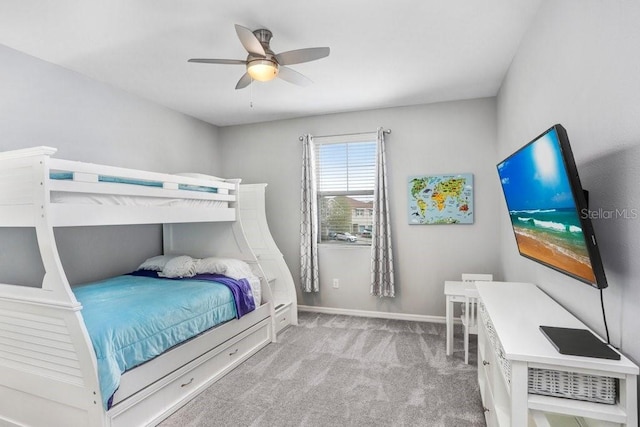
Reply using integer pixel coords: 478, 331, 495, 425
497, 124, 608, 289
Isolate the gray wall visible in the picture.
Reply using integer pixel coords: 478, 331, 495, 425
0, 45, 222, 285
497, 0, 640, 365
219, 98, 500, 317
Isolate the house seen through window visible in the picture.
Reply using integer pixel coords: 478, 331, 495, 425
315, 137, 376, 246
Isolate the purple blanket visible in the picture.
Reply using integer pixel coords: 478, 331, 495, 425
192, 273, 256, 318
129, 270, 256, 318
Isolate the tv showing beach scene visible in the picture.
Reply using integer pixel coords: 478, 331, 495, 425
497, 126, 597, 284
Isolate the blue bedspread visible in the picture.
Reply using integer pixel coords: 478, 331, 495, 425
72, 274, 253, 409
129, 270, 256, 318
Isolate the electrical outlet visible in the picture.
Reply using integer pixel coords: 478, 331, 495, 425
332, 279, 339, 289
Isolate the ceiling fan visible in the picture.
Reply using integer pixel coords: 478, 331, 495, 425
188, 25, 330, 90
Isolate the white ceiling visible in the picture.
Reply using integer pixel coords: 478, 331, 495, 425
0, 1, 541, 127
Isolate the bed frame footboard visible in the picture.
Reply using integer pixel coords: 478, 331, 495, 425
0, 298, 105, 426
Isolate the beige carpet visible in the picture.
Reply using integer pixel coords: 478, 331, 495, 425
160, 312, 484, 427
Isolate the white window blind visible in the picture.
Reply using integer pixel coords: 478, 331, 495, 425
314, 134, 376, 245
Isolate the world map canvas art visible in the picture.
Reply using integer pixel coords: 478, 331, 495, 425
408, 174, 474, 224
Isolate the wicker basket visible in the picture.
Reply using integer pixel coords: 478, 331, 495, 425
528, 368, 617, 404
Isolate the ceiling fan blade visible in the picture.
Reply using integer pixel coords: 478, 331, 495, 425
278, 66, 313, 87
235, 24, 266, 57
188, 58, 247, 65
235, 72, 252, 90
275, 47, 330, 66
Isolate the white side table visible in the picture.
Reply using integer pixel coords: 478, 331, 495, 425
444, 280, 477, 356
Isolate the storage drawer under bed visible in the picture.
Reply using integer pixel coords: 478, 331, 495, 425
274, 303, 292, 333
108, 317, 272, 427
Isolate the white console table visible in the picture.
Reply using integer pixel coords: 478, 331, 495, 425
476, 282, 638, 427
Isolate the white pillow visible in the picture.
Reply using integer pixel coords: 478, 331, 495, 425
137, 255, 174, 271
195, 257, 228, 275
159, 255, 197, 278
224, 259, 255, 280
195, 257, 254, 279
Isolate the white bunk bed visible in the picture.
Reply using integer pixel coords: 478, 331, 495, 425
0, 146, 282, 426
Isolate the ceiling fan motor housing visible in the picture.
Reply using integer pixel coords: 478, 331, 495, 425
246, 28, 279, 81
253, 29, 273, 45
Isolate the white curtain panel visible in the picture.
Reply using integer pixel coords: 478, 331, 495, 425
370, 128, 395, 297
300, 134, 319, 293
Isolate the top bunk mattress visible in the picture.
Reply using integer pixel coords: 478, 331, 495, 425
49, 171, 229, 208
73, 272, 259, 409
50, 192, 229, 208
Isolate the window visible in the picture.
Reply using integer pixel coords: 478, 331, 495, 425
314, 135, 376, 246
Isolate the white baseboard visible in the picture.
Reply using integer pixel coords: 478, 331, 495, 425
297, 304, 447, 324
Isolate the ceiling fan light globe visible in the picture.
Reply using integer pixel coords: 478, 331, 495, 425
247, 59, 279, 82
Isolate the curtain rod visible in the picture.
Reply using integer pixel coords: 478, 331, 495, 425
298, 129, 391, 141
